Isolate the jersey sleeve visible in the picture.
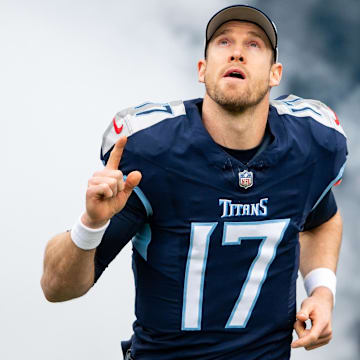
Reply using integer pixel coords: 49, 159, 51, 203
100, 100, 186, 215
272, 95, 348, 215
101, 100, 186, 162
307, 101, 347, 211
94, 191, 147, 282
95, 102, 186, 281
303, 189, 337, 231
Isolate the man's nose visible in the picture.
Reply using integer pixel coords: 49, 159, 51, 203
230, 49, 244, 62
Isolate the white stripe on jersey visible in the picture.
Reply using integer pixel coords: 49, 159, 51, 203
102, 100, 186, 156
271, 95, 346, 138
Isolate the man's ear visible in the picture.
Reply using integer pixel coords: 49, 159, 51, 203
269, 62, 283, 88
198, 59, 206, 83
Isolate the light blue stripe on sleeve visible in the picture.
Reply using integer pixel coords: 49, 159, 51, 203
133, 186, 153, 217
311, 162, 346, 211
123, 176, 153, 261
123, 175, 153, 217
131, 185, 152, 260
132, 224, 151, 261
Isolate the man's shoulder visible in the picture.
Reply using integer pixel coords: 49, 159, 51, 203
101, 98, 202, 164
270, 94, 346, 138
101, 100, 185, 158
270, 94, 347, 155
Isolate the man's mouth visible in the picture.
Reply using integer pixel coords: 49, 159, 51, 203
224, 69, 246, 80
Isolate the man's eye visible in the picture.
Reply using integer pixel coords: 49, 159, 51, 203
249, 41, 259, 48
219, 39, 229, 46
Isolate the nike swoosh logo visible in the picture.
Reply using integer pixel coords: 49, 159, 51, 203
113, 117, 124, 134
329, 107, 340, 126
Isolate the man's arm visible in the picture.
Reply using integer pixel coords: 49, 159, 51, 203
299, 210, 342, 277
41, 232, 96, 302
41, 137, 141, 302
292, 210, 342, 350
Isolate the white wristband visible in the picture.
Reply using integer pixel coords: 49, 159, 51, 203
70, 215, 110, 250
304, 267, 337, 303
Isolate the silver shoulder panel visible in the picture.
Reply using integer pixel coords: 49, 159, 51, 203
101, 100, 186, 156
271, 94, 346, 138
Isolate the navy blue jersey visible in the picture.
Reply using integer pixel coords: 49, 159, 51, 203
99, 96, 347, 360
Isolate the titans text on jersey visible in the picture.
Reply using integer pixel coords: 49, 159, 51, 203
97, 95, 347, 360
219, 198, 268, 217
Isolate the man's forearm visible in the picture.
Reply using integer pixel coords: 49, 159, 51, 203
41, 138, 141, 303
291, 211, 342, 349
299, 210, 342, 279
41, 231, 96, 302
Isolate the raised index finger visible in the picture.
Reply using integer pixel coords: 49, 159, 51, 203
106, 136, 127, 170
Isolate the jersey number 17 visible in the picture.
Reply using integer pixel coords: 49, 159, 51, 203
182, 219, 290, 330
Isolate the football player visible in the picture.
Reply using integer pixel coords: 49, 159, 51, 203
41, 5, 347, 360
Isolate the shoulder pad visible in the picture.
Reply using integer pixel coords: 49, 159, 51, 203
271, 95, 346, 138
102, 100, 186, 156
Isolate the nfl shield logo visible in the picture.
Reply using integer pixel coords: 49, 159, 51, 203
238, 170, 253, 189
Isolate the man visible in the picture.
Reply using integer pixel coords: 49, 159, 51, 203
41, 5, 347, 360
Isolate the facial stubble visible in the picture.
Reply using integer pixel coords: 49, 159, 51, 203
205, 73, 270, 113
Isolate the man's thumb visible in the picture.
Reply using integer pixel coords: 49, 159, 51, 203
123, 171, 142, 196
296, 306, 310, 322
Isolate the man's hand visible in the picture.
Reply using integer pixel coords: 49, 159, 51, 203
82, 136, 142, 228
292, 287, 333, 350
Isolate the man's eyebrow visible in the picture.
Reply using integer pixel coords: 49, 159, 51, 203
247, 31, 269, 44
211, 29, 231, 39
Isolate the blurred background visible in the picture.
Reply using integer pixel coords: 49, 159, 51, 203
1, 0, 359, 359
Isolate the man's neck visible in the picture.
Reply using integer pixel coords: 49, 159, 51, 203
201, 93, 270, 150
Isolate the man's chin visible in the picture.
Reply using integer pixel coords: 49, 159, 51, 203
214, 94, 253, 113
219, 101, 250, 113
212, 88, 269, 113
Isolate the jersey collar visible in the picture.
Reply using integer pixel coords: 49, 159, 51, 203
184, 98, 289, 170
